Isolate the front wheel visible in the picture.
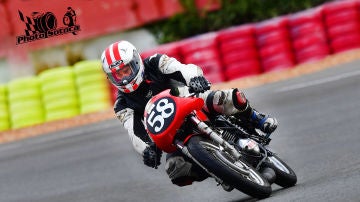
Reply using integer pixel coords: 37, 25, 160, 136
264, 154, 297, 187
186, 136, 271, 199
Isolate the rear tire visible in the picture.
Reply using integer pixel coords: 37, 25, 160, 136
186, 136, 271, 199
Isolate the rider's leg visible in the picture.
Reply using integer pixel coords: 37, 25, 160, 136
199, 88, 278, 134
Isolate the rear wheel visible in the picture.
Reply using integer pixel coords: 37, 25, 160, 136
186, 136, 271, 199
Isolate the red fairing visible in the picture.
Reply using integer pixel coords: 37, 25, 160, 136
195, 110, 209, 121
144, 90, 204, 153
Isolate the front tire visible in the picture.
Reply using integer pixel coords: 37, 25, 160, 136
186, 136, 271, 199
265, 154, 297, 187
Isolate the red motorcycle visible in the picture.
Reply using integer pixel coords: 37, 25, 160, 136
144, 88, 296, 199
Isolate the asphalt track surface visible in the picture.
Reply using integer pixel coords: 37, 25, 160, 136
0, 61, 359, 202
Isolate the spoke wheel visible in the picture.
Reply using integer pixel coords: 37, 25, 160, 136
186, 136, 271, 199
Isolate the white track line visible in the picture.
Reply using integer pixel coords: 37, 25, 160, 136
276, 69, 360, 92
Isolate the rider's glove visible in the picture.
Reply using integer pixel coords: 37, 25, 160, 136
188, 76, 211, 93
143, 142, 162, 169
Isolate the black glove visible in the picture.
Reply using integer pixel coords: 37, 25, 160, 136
143, 142, 162, 169
188, 76, 211, 93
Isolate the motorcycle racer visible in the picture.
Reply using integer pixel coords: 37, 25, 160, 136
101, 40, 278, 186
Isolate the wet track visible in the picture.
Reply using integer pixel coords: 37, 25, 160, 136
0, 61, 359, 202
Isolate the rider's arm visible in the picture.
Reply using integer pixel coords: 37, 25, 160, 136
114, 99, 151, 155
147, 54, 204, 85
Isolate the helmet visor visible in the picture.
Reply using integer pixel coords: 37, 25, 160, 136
109, 51, 141, 87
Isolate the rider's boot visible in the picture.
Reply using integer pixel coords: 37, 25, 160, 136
232, 89, 278, 134
249, 109, 278, 134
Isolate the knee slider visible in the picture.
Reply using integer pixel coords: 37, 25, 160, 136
232, 88, 253, 117
232, 88, 248, 111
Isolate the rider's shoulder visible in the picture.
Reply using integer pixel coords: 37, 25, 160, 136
143, 53, 167, 71
144, 53, 164, 64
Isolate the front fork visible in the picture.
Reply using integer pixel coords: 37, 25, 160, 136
175, 113, 241, 160
190, 114, 242, 159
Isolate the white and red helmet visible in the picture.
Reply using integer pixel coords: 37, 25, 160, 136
101, 41, 144, 93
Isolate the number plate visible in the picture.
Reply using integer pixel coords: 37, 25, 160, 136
145, 97, 176, 135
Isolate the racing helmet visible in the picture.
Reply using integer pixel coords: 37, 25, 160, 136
101, 41, 144, 93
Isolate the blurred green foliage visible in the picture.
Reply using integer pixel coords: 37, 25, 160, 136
147, 0, 331, 43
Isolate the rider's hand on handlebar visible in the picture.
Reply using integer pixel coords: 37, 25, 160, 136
188, 76, 211, 93
143, 142, 162, 169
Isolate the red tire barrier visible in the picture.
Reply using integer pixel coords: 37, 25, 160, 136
323, 0, 360, 14
225, 60, 261, 80
255, 17, 289, 36
257, 28, 290, 48
327, 21, 360, 39
218, 24, 261, 80
330, 33, 360, 53
288, 7, 330, 64
205, 73, 226, 84
323, 0, 360, 54
179, 33, 218, 55
222, 49, 258, 66
288, 7, 323, 27
195, 60, 225, 83
184, 49, 219, 64
292, 33, 327, 50
217, 24, 255, 42
178, 33, 225, 83
196, 60, 223, 74
220, 37, 256, 53
261, 52, 295, 72
255, 16, 295, 72
288, 8, 327, 43
325, 9, 360, 27
141, 42, 182, 61
259, 42, 292, 59
295, 44, 329, 63
290, 22, 325, 39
